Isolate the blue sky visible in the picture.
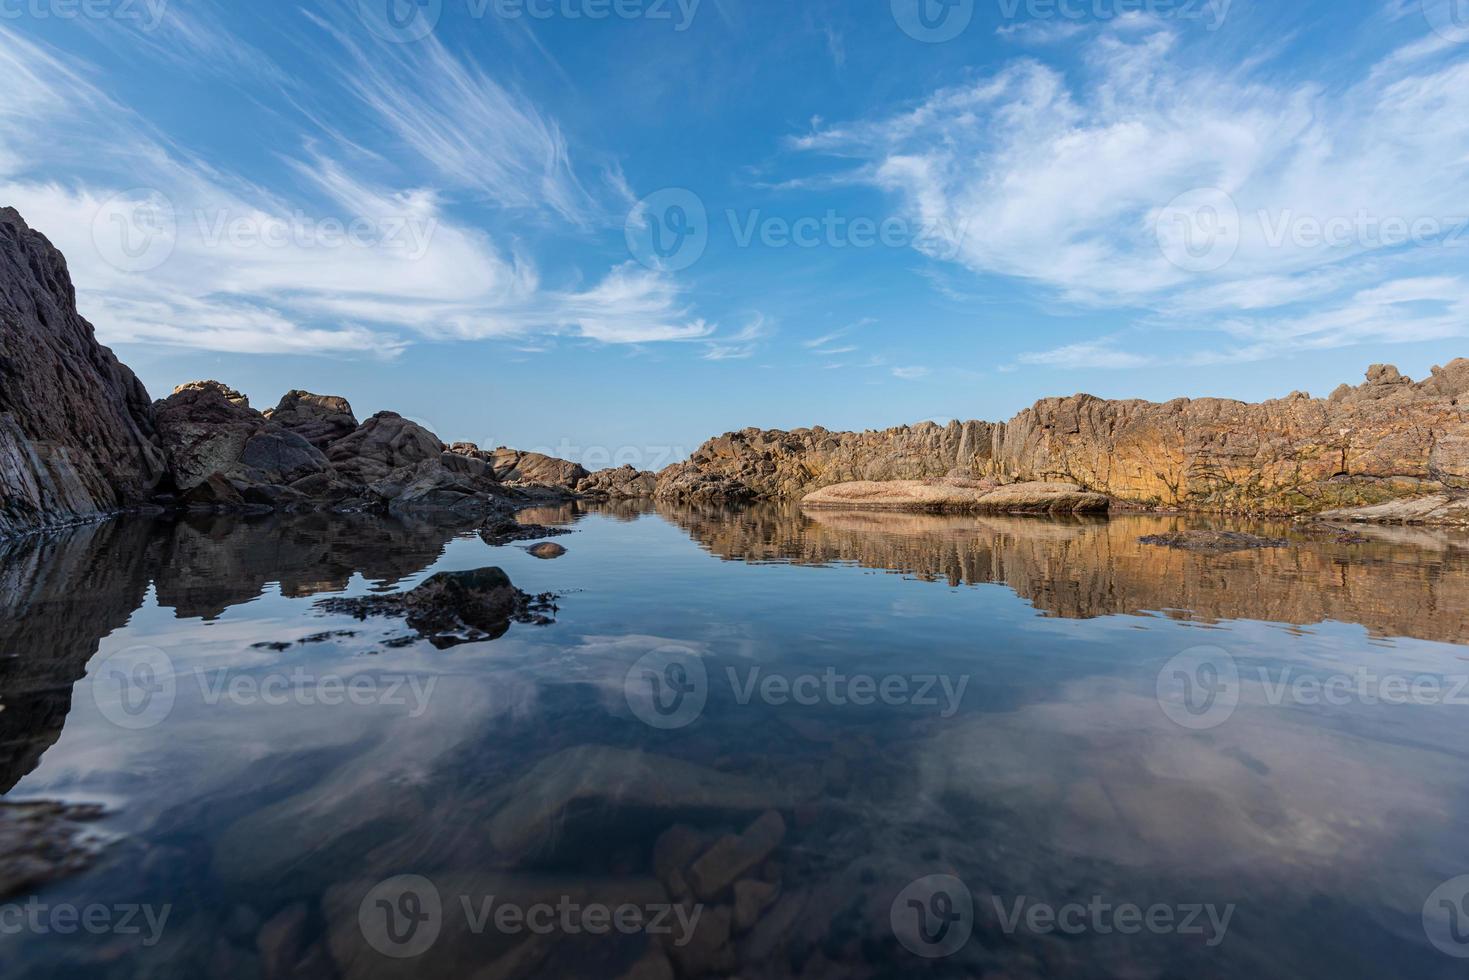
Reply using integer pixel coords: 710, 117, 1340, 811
2, 0, 1466, 464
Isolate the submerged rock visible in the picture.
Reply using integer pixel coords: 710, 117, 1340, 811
0, 801, 106, 899
488, 746, 806, 861
526, 542, 567, 560
1139, 530, 1290, 552
314, 567, 557, 649
801, 478, 1110, 514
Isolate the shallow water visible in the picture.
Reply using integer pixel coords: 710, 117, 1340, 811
2, 503, 1469, 978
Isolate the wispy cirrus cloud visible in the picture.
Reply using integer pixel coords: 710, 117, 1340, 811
0, 22, 716, 357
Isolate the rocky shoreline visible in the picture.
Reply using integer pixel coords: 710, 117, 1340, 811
3, 205, 1467, 534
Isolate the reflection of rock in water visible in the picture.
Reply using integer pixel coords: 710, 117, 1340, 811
0, 513, 474, 792
0, 520, 155, 792
149, 511, 477, 620
665, 502, 1469, 645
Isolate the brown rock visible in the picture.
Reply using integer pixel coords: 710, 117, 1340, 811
688, 809, 786, 900
489, 448, 590, 489
657, 362, 1469, 518
526, 541, 567, 559
578, 465, 658, 499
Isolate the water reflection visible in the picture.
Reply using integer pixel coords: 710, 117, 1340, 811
0, 506, 1466, 978
666, 502, 1469, 645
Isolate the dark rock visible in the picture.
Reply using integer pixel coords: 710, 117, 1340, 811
1140, 530, 1290, 552
314, 566, 557, 649
267, 390, 357, 450
325, 411, 445, 486
526, 541, 567, 559
663, 903, 734, 977
0, 207, 166, 536
480, 517, 573, 547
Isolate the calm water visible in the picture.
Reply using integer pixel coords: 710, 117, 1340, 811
3, 503, 1469, 978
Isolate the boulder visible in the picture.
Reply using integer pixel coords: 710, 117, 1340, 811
266, 390, 358, 449
526, 541, 567, 559
326, 411, 444, 486
489, 448, 590, 489
0, 207, 166, 536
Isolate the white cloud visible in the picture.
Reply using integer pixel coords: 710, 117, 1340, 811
892, 366, 931, 380
703, 314, 771, 360
797, 21, 1469, 366
0, 25, 714, 357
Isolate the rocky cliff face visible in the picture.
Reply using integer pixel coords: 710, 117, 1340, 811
656, 363, 1469, 516
0, 208, 165, 536
997, 361, 1469, 513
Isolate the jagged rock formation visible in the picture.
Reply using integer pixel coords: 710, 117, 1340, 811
0, 207, 165, 536
656, 363, 1469, 519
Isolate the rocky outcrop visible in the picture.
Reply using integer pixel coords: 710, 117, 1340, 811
576, 464, 658, 499
486, 447, 590, 489
656, 363, 1469, 520
154, 381, 347, 508
801, 478, 1110, 514
0, 207, 165, 535
657, 420, 1001, 503
265, 390, 358, 449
